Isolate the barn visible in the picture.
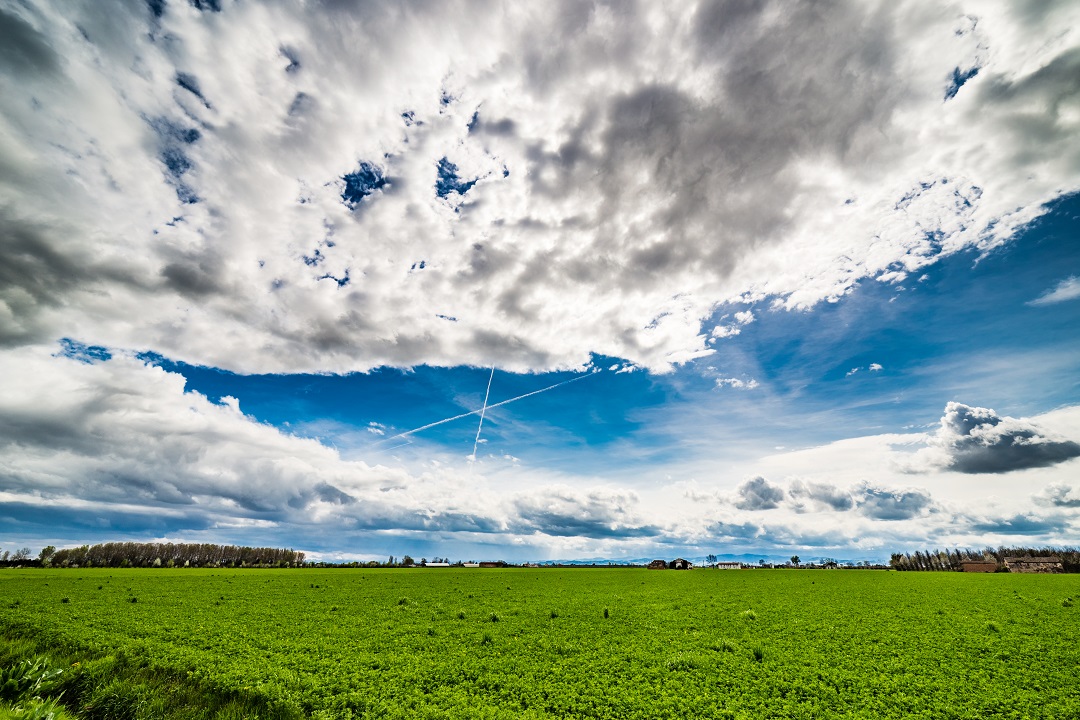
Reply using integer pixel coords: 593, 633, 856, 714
961, 560, 998, 573
647, 559, 667, 570
670, 558, 693, 570
1004, 556, 1064, 573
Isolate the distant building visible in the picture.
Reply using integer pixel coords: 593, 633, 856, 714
647, 559, 667, 570
961, 560, 998, 573
1004, 556, 1063, 574
715, 561, 741, 570
478, 561, 501, 568
462, 562, 480, 568
670, 558, 693, 570
424, 562, 450, 567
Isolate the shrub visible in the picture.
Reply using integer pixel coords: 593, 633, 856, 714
742, 609, 757, 621
480, 633, 493, 646
752, 646, 765, 662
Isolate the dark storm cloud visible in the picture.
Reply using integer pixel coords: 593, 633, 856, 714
734, 476, 785, 510
967, 513, 1070, 536
0, 7, 60, 76
932, 402, 1080, 474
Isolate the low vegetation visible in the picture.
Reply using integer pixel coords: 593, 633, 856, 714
0, 569, 1078, 718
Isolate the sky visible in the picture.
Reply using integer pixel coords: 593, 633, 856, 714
1, 0, 1079, 564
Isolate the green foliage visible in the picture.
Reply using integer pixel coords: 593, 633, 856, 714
0, 658, 63, 702
1, 568, 1079, 718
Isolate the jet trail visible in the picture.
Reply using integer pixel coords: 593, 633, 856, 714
471, 366, 495, 459
377, 371, 595, 445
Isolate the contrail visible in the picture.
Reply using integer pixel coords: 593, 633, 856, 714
377, 371, 596, 445
471, 365, 496, 459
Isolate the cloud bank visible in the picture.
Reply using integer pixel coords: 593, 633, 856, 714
1, 1, 1079, 373
1, 346, 1077, 556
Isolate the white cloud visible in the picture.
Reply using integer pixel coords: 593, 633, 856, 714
869, 363, 883, 372
711, 310, 755, 339
1029, 276, 1080, 306
0, 1, 1078, 374
716, 377, 760, 390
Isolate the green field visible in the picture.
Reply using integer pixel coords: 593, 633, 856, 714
1, 568, 1078, 719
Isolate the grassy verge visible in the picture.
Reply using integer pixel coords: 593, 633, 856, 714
0, 633, 301, 720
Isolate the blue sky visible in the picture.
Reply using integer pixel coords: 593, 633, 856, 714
1, 0, 1079, 563
152, 194, 1080, 477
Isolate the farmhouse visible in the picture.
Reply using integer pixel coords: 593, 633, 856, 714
1004, 556, 1063, 573
715, 561, 741, 570
647, 559, 667, 570
670, 558, 693, 570
961, 560, 998, 573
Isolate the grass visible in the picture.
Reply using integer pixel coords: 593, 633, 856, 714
0, 568, 1078, 718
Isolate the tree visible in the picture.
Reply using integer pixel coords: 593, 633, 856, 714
402, 555, 415, 567
790, 555, 800, 567
38, 546, 56, 565
706, 554, 718, 564
12, 547, 31, 562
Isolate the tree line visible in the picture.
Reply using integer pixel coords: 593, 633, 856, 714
889, 546, 1080, 572
42, 542, 304, 568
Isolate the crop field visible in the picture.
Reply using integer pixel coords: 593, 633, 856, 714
1, 568, 1078, 719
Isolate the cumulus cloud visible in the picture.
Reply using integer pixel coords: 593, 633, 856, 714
917, 402, 1080, 474
0, 1, 1078, 373
1029, 276, 1080, 306
711, 311, 755, 339
854, 482, 934, 520
734, 476, 785, 510
789, 480, 855, 512
511, 486, 659, 539
1034, 484, 1080, 508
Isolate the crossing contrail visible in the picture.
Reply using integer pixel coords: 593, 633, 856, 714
375, 370, 596, 446
471, 365, 496, 460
